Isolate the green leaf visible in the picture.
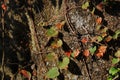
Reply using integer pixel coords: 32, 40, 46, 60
109, 67, 119, 76
82, 2, 89, 9
46, 27, 58, 37
46, 52, 56, 61
89, 46, 97, 55
113, 30, 120, 39
112, 58, 120, 64
58, 57, 70, 69
107, 75, 113, 80
57, 39, 63, 47
115, 49, 120, 58
46, 67, 59, 79
97, 36, 103, 42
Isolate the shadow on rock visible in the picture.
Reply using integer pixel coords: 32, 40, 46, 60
105, 1, 120, 17
68, 59, 82, 75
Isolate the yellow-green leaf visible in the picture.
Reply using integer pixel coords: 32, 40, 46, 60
115, 49, 120, 58
46, 52, 56, 61
46, 67, 59, 79
82, 2, 89, 9
113, 30, 120, 39
109, 67, 119, 76
89, 46, 97, 55
57, 39, 63, 47
58, 57, 70, 69
97, 36, 103, 42
112, 58, 120, 64
46, 27, 58, 37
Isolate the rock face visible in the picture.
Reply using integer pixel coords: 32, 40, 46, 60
0, 0, 120, 80
68, 8, 96, 35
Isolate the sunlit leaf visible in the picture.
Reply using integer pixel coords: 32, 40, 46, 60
57, 39, 63, 47
109, 67, 119, 76
97, 36, 103, 42
112, 58, 120, 64
46, 27, 58, 37
89, 46, 97, 55
46, 67, 59, 79
58, 57, 70, 69
46, 52, 56, 61
115, 49, 120, 58
82, 2, 89, 9
113, 30, 120, 39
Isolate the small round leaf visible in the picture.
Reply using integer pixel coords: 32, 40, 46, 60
46, 67, 59, 79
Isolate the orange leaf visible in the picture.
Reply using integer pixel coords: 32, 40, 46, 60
73, 49, 80, 58
96, 52, 103, 58
96, 17, 102, 24
1, 4, 7, 11
83, 49, 90, 57
101, 32, 107, 38
55, 21, 65, 29
65, 50, 72, 57
98, 45, 107, 53
20, 70, 31, 80
105, 36, 112, 42
81, 37, 88, 44
96, 45, 107, 58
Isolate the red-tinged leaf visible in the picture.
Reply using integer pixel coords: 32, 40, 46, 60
74, 49, 80, 57
55, 21, 65, 29
65, 50, 72, 57
96, 2, 104, 11
1, 4, 7, 11
51, 39, 63, 49
96, 45, 107, 58
81, 37, 88, 44
20, 70, 31, 80
105, 36, 112, 42
83, 49, 90, 57
96, 52, 104, 58
101, 32, 107, 38
96, 17, 102, 24
71, 49, 80, 58
98, 45, 107, 53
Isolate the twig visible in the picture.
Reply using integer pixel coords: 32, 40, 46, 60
1, 7, 5, 80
